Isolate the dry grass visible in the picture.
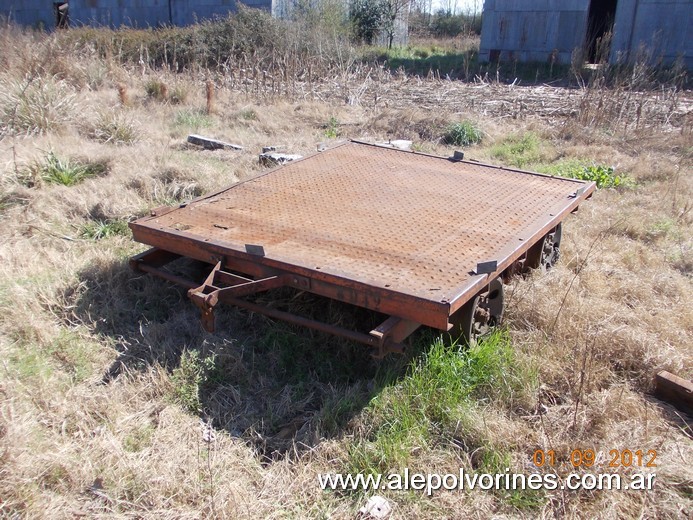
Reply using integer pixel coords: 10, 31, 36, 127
0, 21, 691, 520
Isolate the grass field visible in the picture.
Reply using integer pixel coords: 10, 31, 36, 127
0, 20, 691, 519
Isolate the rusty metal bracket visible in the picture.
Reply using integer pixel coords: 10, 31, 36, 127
369, 317, 420, 358
187, 261, 286, 332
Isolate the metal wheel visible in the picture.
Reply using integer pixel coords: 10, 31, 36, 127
451, 278, 505, 345
526, 223, 562, 272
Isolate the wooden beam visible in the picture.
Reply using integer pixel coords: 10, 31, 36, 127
187, 134, 243, 151
654, 371, 692, 414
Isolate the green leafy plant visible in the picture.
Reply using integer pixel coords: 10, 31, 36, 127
80, 219, 130, 240
572, 165, 631, 188
538, 160, 633, 189
443, 120, 483, 146
324, 116, 339, 138
170, 350, 216, 414
30, 152, 107, 187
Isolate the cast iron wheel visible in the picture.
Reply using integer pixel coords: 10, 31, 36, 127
451, 278, 505, 345
525, 223, 562, 272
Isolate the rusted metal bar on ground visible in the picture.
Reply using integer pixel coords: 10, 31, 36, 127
655, 371, 693, 414
215, 295, 405, 355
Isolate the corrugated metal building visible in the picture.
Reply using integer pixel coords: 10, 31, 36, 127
2, 1, 59, 29
0, 0, 272, 29
1, 1, 410, 44
479, 0, 692, 68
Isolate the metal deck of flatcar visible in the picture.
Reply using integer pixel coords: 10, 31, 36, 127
129, 140, 595, 353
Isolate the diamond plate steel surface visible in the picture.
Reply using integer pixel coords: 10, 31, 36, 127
132, 141, 592, 310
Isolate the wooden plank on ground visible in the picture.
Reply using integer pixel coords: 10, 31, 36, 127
187, 134, 243, 151
654, 371, 692, 414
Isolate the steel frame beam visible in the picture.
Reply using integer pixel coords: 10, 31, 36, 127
130, 248, 417, 357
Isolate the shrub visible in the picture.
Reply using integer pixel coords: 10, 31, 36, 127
170, 350, 216, 413
27, 152, 107, 187
443, 120, 482, 146
350, 0, 385, 45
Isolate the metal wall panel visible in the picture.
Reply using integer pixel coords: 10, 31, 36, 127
1, 1, 56, 29
68, 0, 271, 27
611, 0, 692, 67
479, 0, 589, 64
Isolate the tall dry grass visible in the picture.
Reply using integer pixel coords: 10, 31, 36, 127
0, 17, 691, 520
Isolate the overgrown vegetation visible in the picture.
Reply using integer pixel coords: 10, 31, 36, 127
490, 132, 547, 168
0, 77, 75, 136
538, 160, 634, 189
0, 14, 690, 520
443, 120, 483, 146
80, 219, 130, 240
349, 331, 534, 474
24, 151, 107, 187
89, 112, 140, 145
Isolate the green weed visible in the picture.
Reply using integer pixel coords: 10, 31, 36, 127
324, 116, 339, 138
80, 219, 130, 240
538, 159, 633, 189
443, 121, 482, 146
170, 350, 216, 414
348, 330, 535, 473
29, 151, 107, 187
174, 109, 213, 131
490, 132, 546, 168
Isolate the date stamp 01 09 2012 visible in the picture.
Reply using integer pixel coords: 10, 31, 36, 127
532, 448, 658, 469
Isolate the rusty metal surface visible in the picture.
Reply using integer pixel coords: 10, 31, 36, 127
131, 141, 595, 328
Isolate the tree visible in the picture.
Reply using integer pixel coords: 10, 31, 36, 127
350, 0, 386, 45
381, 0, 410, 49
